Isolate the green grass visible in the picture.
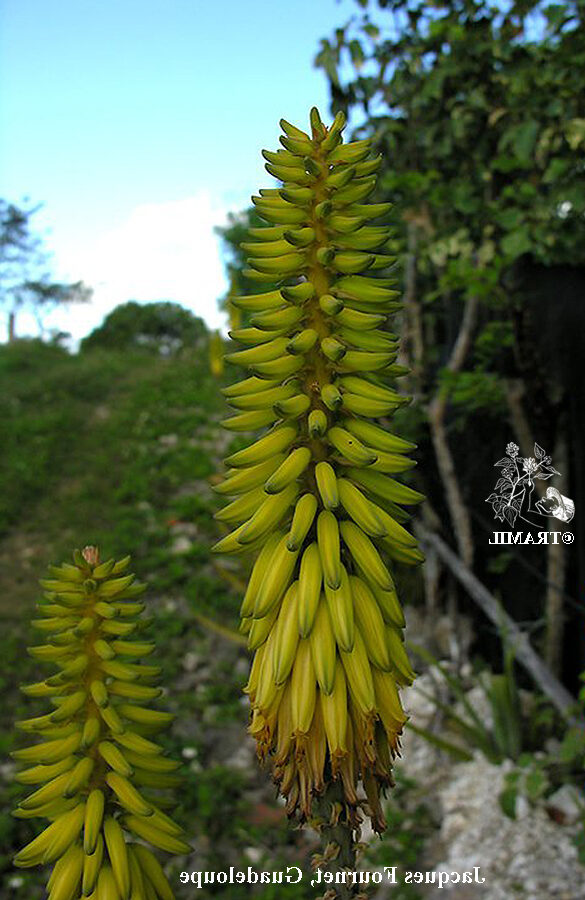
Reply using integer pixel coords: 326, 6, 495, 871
0, 339, 235, 605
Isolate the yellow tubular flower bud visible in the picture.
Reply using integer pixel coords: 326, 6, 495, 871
13, 547, 189, 898
213, 108, 424, 833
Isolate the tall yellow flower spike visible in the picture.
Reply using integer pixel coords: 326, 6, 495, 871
13, 547, 190, 900
213, 108, 425, 841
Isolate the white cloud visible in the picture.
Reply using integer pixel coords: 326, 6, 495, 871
41, 191, 231, 343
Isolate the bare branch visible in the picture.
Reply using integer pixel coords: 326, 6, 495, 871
403, 222, 424, 378
415, 522, 580, 723
427, 292, 480, 566
446, 291, 480, 375
505, 378, 568, 676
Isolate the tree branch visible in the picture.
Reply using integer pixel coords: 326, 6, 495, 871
427, 292, 479, 566
403, 222, 424, 379
545, 430, 568, 676
505, 378, 568, 677
415, 522, 580, 723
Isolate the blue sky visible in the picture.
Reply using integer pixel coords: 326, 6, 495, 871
0, 0, 360, 341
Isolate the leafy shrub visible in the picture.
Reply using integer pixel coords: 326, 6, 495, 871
81, 301, 208, 355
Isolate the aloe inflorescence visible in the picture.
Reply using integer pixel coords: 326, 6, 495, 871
13, 547, 189, 900
213, 108, 425, 841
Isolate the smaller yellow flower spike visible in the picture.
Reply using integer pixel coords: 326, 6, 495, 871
209, 330, 225, 377
213, 107, 425, 837
13, 547, 189, 900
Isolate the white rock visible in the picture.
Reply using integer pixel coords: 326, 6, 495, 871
546, 784, 583, 826
170, 535, 193, 554
182, 651, 202, 672
515, 794, 531, 820
244, 846, 263, 865
158, 433, 179, 448
229, 738, 256, 772
434, 754, 585, 899
169, 521, 199, 537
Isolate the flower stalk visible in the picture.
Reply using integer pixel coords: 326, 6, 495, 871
213, 107, 425, 872
13, 546, 189, 900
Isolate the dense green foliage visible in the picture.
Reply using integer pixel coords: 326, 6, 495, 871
215, 211, 281, 330
80, 301, 208, 355
317, 0, 585, 262
314, 0, 585, 438
312, 0, 585, 684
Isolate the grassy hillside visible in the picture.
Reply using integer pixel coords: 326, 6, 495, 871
1, 339, 221, 552
0, 338, 325, 898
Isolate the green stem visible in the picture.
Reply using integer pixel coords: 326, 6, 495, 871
312, 780, 362, 900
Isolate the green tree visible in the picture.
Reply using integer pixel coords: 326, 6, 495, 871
314, 0, 585, 678
215, 209, 281, 329
0, 199, 92, 341
0, 200, 43, 340
81, 300, 208, 355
